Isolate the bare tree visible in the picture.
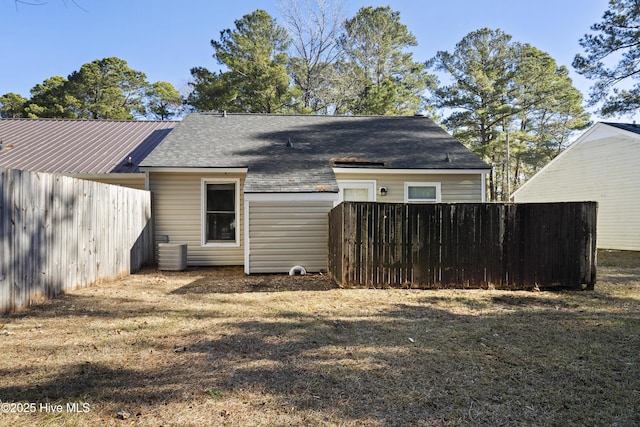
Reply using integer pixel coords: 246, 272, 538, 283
12, 0, 86, 11
279, 0, 345, 113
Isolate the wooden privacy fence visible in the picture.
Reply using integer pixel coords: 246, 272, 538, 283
1, 168, 154, 314
328, 202, 597, 290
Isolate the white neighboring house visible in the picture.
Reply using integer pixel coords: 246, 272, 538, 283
512, 122, 640, 251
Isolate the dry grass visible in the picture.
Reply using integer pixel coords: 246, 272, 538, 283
1, 252, 639, 426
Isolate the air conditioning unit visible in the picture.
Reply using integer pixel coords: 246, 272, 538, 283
158, 243, 187, 271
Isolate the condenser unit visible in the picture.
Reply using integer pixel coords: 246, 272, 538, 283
158, 243, 187, 271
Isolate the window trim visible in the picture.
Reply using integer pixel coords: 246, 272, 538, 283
404, 182, 441, 203
336, 180, 376, 206
201, 178, 240, 247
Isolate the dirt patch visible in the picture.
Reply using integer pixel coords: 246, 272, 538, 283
164, 267, 338, 294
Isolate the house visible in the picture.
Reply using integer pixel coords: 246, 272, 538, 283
512, 122, 640, 251
140, 113, 491, 274
0, 118, 176, 189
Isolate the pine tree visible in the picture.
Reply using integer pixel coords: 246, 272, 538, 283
431, 28, 590, 200
573, 0, 640, 116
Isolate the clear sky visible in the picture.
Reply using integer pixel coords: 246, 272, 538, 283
1, 0, 614, 120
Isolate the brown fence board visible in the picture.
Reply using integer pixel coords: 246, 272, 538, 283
328, 202, 597, 290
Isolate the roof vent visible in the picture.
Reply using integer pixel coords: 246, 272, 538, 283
125, 156, 133, 166
286, 138, 293, 147
0, 141, 15, 152
332, 158, 385, 168
445, 153, 452, 163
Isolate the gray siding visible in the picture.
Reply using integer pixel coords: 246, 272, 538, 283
148, 172, 245, 266
248, 201, 333, 273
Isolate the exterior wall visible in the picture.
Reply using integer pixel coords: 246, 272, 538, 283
513, 130, 640, 251
147, 169, 486, 270
333, 171, 485, 203
148, 171, 245, 265
247, 200, 333, 273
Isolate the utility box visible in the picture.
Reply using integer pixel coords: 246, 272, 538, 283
158, 243, 187, 271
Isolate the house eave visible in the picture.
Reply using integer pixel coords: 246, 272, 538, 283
333, 167, 490, 175
139, 167, 249, 174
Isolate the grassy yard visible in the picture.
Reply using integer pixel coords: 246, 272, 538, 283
0, 251, 639, 426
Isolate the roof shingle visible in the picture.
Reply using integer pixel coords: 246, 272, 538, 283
141, 113, 490, 193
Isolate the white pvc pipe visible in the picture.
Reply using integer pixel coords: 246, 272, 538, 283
289, 265, 307, 276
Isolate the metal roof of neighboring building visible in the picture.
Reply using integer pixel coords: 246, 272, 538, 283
0, 118, 176, 174
141, 113, 490, 193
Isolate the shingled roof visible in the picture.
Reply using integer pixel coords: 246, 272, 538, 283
601, 122, 640, 135
0, 119, 176, 174
140, 113, 490, 193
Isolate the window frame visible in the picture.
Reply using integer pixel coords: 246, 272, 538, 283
404, 182, 441, 203
336, 180, 376, 206
201, 178, 240, 247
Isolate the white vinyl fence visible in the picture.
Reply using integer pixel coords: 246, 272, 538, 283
1, 169, 153, 314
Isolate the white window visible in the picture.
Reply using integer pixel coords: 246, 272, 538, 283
336, 180, 376, 205
405, 182, 441, 203
202, 179, 240, 246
